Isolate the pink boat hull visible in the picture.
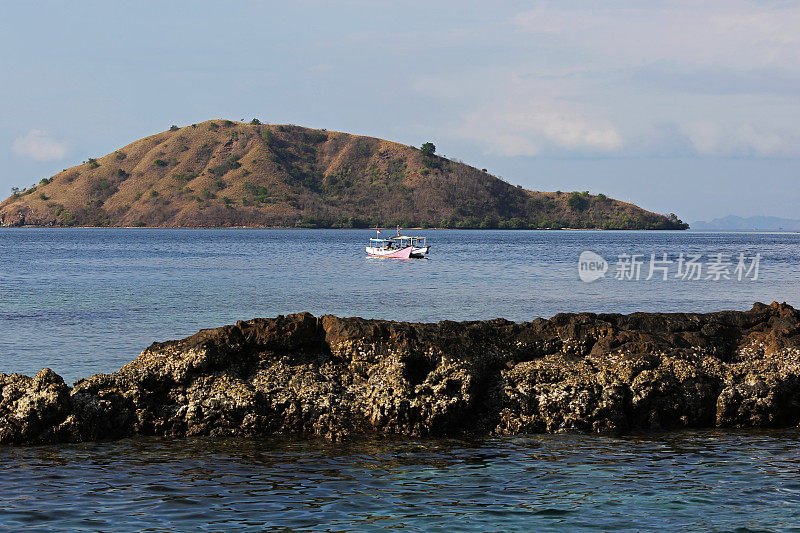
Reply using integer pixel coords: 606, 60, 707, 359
367, 245, 413, 258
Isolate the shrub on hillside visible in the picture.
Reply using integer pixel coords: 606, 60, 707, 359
61, 211, 78, 226
210, 155, 242, 177
306, 130, 328, 143
421, 157, 440, 170
172, 173, 197, 183
500, 217, 528, 229
354, 140, 371, 159
90, 178, 118, 199
568, 192, 589, 211
480, 215, 499, 229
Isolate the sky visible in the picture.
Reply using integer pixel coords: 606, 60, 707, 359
1, 0, 798, 223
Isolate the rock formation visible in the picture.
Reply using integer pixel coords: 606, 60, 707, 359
2, 302, 799, 445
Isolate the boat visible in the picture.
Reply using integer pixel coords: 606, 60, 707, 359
408, 235, 430, 258
366, 229, 430, 258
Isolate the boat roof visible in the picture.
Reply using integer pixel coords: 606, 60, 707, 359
370, 235, 426, 242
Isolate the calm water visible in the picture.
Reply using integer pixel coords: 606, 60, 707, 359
2, 228, 800, 531
1, 431, 799, 532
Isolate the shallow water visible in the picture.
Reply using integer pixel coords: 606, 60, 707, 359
1, 228, 798, 383
1, 431, 799, 532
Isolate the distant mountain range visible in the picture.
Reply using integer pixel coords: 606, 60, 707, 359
0, 119, 687, 230
691, 215, 800, 232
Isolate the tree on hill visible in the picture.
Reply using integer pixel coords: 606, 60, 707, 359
420, 142, 436, 157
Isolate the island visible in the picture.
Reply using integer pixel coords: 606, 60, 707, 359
0, 120, 688, 230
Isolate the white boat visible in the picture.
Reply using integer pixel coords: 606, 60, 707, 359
366, 230, 430, 258
410, 238, 430, 258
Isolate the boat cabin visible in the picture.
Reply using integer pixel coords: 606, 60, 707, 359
368, 235, 426, 250
366, 231, 430, 258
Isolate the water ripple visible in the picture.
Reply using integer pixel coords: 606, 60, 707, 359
0, 430, 799, 531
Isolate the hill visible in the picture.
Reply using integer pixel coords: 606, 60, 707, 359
691, 215, 800, 232
0, 120, 688, 229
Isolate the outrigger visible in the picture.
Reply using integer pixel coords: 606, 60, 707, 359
366, 227, 430, 258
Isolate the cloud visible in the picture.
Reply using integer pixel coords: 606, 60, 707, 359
682, 121, 792, 156
12, 130, 68, 161
511, 2, 800, 70
460, 99, 623, 156
408, 2, 800, 159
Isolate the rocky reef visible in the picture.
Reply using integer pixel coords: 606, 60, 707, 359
2, 302, 800, 445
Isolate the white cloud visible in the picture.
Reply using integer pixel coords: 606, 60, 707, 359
12, 129, 68, 161
409, 2, 800, 158
511, 2, 800, 70
682, 121, 791, 156
460, 99, 623, 156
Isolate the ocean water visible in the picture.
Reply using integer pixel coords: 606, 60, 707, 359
1, 228, 798, 383
1, 431, 799, 532
1, 228, 800, 531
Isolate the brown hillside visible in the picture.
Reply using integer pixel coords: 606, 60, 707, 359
0, 120, 687, 229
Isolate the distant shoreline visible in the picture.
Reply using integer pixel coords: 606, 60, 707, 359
687, 229, 800, 233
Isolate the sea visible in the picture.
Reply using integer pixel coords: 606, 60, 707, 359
1, 228, 799, 531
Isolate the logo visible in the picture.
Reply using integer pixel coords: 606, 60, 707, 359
578, 251, 608, 282
576, 251, 761, 282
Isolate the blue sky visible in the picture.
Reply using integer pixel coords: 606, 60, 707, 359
2, 0, 798, 222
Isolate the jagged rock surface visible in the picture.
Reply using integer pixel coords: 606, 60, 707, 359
2, 302, 800, 444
